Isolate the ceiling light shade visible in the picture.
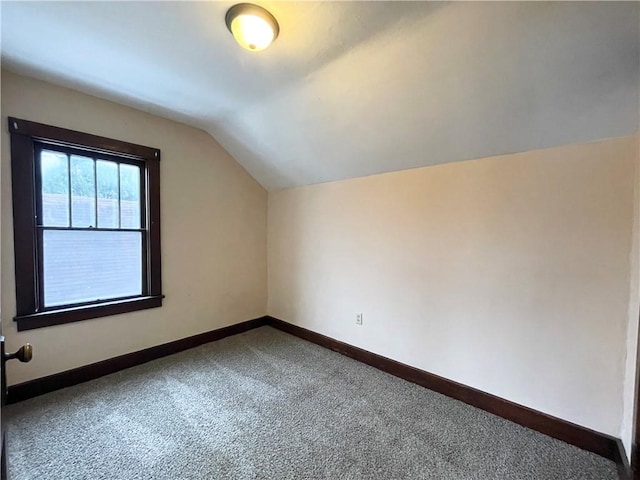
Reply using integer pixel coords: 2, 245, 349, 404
225, 3, 279, 52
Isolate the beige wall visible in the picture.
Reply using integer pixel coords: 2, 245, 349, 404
621, 136, 640, 458
1, 71, 268, 385
268, 136, 638, 437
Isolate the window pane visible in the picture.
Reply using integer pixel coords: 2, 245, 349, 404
120, 164, 141, 229
40, 150, 69, 227
70, 155, 96, 227
42, 230, 142, 307
96, 160, 119, 228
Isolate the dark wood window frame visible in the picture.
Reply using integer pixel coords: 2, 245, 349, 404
9, 117, 163, 332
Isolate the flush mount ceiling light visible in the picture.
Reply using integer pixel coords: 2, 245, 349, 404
225, 3, 279, 52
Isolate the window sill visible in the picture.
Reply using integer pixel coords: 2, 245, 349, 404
14, 295, 164, 331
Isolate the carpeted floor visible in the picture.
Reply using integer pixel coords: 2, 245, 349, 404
5, 326, 617, 479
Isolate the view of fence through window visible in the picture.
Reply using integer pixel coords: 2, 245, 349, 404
39, 149, 144, 307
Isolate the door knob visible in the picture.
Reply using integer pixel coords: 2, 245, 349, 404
4, 344, 33, 363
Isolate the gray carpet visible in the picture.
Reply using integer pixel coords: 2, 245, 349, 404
5, 326, 617, 479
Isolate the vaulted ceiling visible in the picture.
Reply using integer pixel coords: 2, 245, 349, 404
2, 2, 638, 190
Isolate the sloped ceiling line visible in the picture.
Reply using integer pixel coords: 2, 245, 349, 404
2, 1, 638, 190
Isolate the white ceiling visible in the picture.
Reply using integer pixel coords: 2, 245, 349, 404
2, 1, 639, 190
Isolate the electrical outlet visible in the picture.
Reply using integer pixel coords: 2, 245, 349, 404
356, 313, 363, 325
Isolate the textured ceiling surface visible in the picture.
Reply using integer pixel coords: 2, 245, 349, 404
2, 2, 639, 190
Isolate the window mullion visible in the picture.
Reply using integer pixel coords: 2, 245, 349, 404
34, 146, 44, 312
66, 153, 72, 228
93, 158, 98, 228
37, 226, 145, 233
36, 228, 43, 313
141, 165, 148, 293
117, 163, 121, 229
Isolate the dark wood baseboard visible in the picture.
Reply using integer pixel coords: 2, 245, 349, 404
6, 313, 627, 471
615, 439, 632, 480
1, 432, 6, 480
7, 316, 269, 404
266, 316, 620, 464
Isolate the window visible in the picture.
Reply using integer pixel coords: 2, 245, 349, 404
9, 117, 162, 331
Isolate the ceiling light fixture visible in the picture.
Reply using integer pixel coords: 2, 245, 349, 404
225, 3, 279, 52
